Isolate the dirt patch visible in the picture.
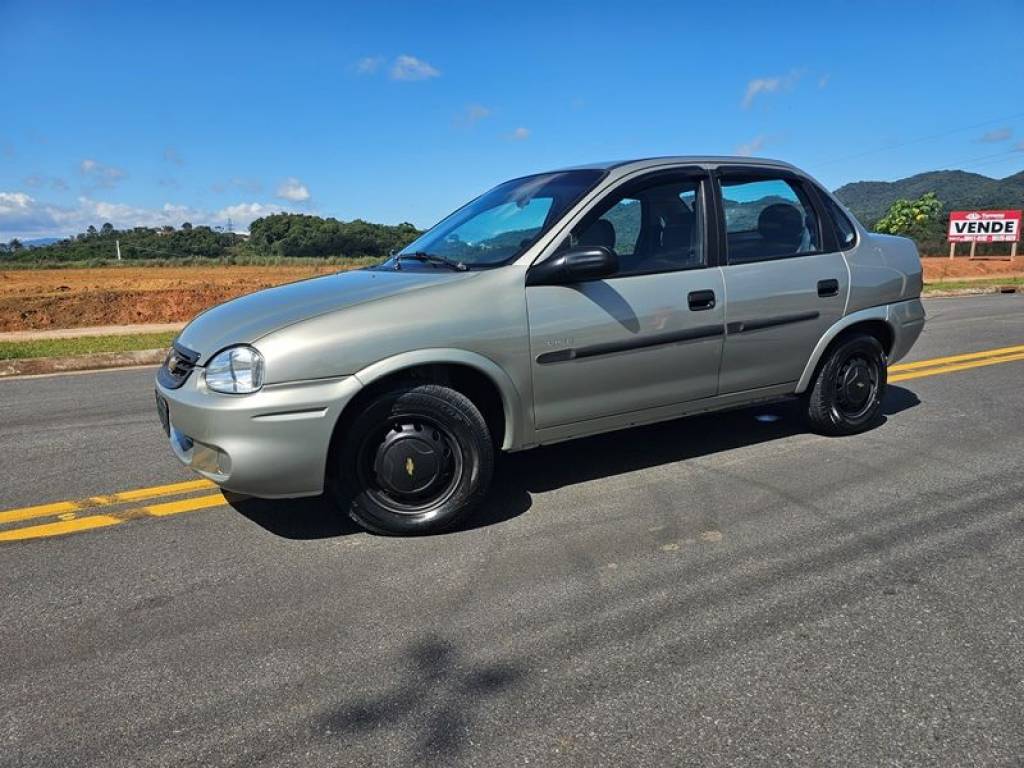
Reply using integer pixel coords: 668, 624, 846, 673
921, 256, 1024, 281
0, 265, 342, 332
1, 259, 1021, 333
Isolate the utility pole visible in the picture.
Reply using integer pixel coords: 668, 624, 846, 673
227, 217, 233, 234
115, 239, 122, 261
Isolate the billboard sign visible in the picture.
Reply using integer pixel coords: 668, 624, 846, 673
948, 210, 1022, 243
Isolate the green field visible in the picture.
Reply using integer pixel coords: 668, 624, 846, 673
923, 276, 1024, 293
0, 332, 177, 361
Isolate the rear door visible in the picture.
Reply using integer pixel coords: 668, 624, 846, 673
714, 169, 849, 393
526, 170, 725, 429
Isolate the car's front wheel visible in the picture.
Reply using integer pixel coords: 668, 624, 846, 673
330, 383, 494, 535
804, 333, 887, 436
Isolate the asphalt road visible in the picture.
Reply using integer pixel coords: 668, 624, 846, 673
1, 294, 1022, 767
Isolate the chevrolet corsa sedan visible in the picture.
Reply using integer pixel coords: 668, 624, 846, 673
156, 157, 925, 534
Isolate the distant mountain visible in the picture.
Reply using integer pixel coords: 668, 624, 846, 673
22, 237, 63, 248
834, 170, 1024, 227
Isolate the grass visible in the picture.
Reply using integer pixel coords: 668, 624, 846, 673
923, 276, 1024, 293
0, 331, 177, 361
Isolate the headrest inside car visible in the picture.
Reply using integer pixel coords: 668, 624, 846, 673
578, 218, 616, 250
757, 203, 804, 246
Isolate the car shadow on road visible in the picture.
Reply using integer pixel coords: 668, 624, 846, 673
228, 386, 920, 540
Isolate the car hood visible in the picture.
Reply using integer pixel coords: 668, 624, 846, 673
176, 268, 473, 363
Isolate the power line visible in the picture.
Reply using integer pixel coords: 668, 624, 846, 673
813, 111, 1024, 168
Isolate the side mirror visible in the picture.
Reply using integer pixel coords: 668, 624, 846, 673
526, 246, 619, 286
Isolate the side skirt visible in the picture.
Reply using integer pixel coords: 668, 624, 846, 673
522, 382, 797, 449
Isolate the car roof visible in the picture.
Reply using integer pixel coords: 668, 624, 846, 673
555, 156, 801, 174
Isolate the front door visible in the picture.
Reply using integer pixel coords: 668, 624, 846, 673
715, 172, 849, 393
526, 171, 725, 429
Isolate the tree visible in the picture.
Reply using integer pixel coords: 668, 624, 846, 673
101, 222, 114, 235
8, 238, 22, 252
874, 192, 942, 237
86, 225, 98, 238
181, 221, 192, 230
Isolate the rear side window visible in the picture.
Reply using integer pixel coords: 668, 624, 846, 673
720, 177, 821, 264
821, 194, 858, 248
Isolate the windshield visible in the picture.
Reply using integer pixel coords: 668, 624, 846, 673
388, 169, 605, 269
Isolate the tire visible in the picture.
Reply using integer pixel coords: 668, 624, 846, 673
329, 383, 494, 535
804, 333, 887, 437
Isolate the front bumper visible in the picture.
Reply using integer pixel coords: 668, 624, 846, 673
155, 371, 362, 498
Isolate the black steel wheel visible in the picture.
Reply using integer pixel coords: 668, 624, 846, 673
805, 333, 887, 436
331, 383, 493, 534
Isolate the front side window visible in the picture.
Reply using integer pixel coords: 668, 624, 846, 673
567, 176, 705, 276
721, 177, 820, 264
389, 169, 604, 269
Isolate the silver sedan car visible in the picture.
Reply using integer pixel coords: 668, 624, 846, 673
156, 157, 925, 534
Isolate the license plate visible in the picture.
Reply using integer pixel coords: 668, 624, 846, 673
155, 392, 170, 436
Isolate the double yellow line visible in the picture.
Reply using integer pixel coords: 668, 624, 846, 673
889, 343, 1024, 382
1, 342, 1022, 545
0, 479, 228, 542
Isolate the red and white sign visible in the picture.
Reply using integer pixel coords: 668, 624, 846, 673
948, 210, 1021, 243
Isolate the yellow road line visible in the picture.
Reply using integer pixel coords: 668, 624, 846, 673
889, 350, 1024, 382
0, 499, 82, 525
0, 493, 229, 543
96, 478, 214, 504
0, 478, 214, 526
142, 493, 228, 517
0, 514, 122, 542
889, 343, 1024, 373
2, 342, 1023, 544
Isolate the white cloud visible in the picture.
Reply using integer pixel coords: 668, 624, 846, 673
742, 70, 801, 108
276, 177, 311, 202
79, 158, 127, 188
216, 202, 291, 229
978, 127, 1012, 143
355, 55, 385, 74
508, 127, 530, 141
0, 192, 36, 220
0, 191, 294, 239
390, 54, 440, 81
735, 135, 767, 157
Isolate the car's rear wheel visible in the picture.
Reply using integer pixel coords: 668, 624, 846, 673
330, 383, 493, 535
804, 333, 887, 436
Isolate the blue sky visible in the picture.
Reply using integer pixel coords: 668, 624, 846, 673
2, 0, 1024, 239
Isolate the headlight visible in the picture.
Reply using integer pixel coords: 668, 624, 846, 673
204, 346, 265, 394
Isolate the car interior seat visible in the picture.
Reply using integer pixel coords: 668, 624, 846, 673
757, 203, 805, 258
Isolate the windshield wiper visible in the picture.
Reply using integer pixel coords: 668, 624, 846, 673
393, 251, 468, 272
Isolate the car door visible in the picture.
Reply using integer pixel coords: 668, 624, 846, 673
526, 170, 725, 430
714, 169, 849, 394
